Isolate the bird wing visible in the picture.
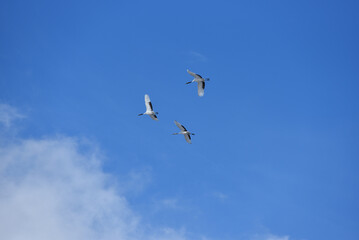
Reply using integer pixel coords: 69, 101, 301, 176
197, 81, 205, 97
187, 69, 202, 79
145, 94, 153, 111
174, 120, 187, 131
150, 114, 158, 121
184, 134, 192, 144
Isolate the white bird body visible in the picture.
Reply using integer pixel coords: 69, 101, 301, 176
177, 131, 190, 135
186, 69, 209, 97
189, 78, 203, 83
138, 94, 158, 120
173, 120, 195, 144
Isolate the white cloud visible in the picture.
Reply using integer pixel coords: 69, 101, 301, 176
158, 198, 180, 209
266, 235, 289, 240
120, 168, 152, 196
0, 104, 24, 128
250, 234, 290, 240
0, 136, 188, 240
212, 191, 228, 201
188, 51, 208, 62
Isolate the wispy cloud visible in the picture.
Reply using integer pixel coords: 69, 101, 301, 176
212, 191, 228, 201
188, 51, 208, 62
250, 234, 291, 240
159, 198, 180, 209
0, 104, 24, 128
149, 197, 184, 214
120, 167, 153, 196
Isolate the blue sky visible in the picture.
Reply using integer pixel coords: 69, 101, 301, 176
1, 0, 359, 239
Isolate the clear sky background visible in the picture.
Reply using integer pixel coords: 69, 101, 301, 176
1, 1, 359, 240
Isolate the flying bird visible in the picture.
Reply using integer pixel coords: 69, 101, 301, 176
138, 94, 159, 120
186, 69, 210, 97
172, 120, 195, 144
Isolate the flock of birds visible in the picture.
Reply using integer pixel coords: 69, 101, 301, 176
138, 69, 209, 144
